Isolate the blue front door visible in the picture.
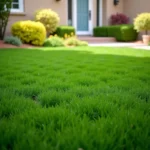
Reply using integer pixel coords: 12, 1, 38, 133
77, 0, 89, 31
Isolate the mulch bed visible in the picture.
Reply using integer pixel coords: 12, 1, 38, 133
0, 40, 144, 49
0, 40, 39, 49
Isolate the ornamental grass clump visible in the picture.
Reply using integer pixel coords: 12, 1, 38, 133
35, 9, 60, 35
134, 13, 150, 35
4, 36, 22, 46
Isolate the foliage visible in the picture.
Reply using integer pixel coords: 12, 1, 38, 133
107, 25, 137, 41
43, 36, 64, 47
0, 47, 150, 149
93, 26, 108, 37
0, 0, 12, 40
4, 36, 22, 46
107, 25, 119, 37
118, 25, 138, 41
134, 13, 150, 35
94, 25, 137, 41
64, 37, 88, 46
55, 26, 76, 38
77, 41, 88, 46
110, 13, 129, 25
11, 20, 46, 46
35, 9, 60, 34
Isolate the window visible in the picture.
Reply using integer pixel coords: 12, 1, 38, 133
11, 0, 24, 13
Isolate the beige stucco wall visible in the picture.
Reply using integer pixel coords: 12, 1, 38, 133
124, 0, 150, 39
124, 0, 150, 23
6, 0, 67, 35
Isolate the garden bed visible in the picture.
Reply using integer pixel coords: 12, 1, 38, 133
0, 40, 39, 49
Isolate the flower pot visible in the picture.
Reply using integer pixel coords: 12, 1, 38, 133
142, 35, 150, 45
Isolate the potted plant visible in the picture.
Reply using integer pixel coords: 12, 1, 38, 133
134, 13, 150, 45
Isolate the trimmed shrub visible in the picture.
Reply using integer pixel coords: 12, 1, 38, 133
35, 9, 60, 34
43, 37, 64, 47
64, 37, 88, 46
118, 25, 138, 41
93, 26, 108, 37
94, 25, 137, 42
55, 26, 76, 38
107, 25, 120, 37
11, 20, 46, 46
134, 13, 150, 35
110, 13, 129, 25
4, 36, 22, 46
107, 25, 137, 41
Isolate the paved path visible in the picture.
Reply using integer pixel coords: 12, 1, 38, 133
89, 42, 150, 50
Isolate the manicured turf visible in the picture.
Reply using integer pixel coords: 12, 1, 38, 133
0, 47, 150, 150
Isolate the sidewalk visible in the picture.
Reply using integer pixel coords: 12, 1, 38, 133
89, 42, 150, 50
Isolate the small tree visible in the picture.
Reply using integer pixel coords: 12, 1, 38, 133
0, 0, 12, 40
134, 13, 150, 35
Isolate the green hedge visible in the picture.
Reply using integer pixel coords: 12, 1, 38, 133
107, 25, 119, 37
93, 26, 108, 37
119, 25, 138, 42
93, 25, 138, 42
55, 26, 76, 37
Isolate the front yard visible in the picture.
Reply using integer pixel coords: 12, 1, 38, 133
0, 47, 150, 150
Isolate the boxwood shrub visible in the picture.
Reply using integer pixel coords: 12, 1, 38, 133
93, 26, 108, 37
107, 25, 119, 37
116, 25, 138, 41
93, 25, 138, 42
55, 26, 76, 37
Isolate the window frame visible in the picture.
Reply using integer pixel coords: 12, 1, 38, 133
11, 0, 24, 13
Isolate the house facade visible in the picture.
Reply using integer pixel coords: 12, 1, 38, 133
6, 0, 150, 36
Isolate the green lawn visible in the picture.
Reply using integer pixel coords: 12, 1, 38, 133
0, 47, 150, 150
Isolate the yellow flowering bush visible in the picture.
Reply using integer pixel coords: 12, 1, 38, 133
11, 20, 46, 46
48, 32, 87, 47
35, 9, 60, 34
64, 37, 88, 46
64, 33, 68, 39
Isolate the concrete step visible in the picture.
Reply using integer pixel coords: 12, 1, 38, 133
78, 36, 116, 43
